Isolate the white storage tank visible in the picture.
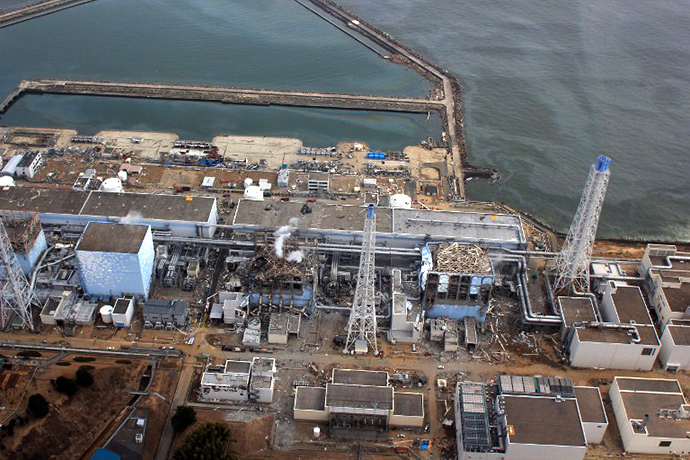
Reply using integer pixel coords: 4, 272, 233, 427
243, 178, 253, 188
390, 194, 412, 209
117, 170, 128, 182
100, 305, 114, 324
243, 185, 264, 201
313, 427, 321, 439
100, 177, 123, 193
0, 176, 15, 187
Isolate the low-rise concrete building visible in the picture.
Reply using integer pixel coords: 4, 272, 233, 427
15, 151, 44, 179
455, 375, 588, 460
293, 368, 424, 431
199, 358, 276, 404
574, 386, 608, 444
658, 319, 690, 371
610, 377, 690, 455
642, 244, 690, 328
143, 299, 188, 329
388, 269, 423, 344
561, 282, 660, 370
112, 298, 134, 328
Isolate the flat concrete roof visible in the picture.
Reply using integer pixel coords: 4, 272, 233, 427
559, 297, 597, 327
113, 298, 131, 314
620, 391, 690, 439
394, 393, 424, 417
81, 191, 215, 223
0, 187, 215, 223
224, 360, 252, 374
332, 369, 388, 387
77, 222, 148, 254
668, 325, 690, 346
615, 377, 682, 394
233, 200, 393, 233
295, 386, 326, 411
574, 387, 607, 424
0, 188, 88, 215
577, 324, 658, 346
326, 384, 393, 410
662, 282, 690, 313
611, 286, 652, 325
232, 200, 524, 245
503, 395, 585, 447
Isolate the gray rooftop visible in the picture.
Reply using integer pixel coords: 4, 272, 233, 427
393, 393, 424, 417
617, 382, 690, 439
77, 222, 149, 254
611, 286, 652, 325
667, 325, 690, 346
332, 369, 389, 387
295, 387, 326, 411
577, 324, 658, 346
0, 187, 215, 223
503, 395, 586, 447
559, 296, 597, 327
17, 151, 40, 168
615, 377, 682, 394
224, 360, 252, 374
574, 387, 607, 424
326, 384, 394, 410
113, 298, 132, 314
143, 299, 188, 316
232, 200, 525, 245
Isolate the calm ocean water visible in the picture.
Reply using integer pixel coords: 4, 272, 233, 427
339, 0, 690, 241
1, 0, 688, 240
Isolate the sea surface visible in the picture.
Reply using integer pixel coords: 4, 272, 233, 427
1, 0, 688, 240
338, 0, 690, 241
0, 0, 437, 150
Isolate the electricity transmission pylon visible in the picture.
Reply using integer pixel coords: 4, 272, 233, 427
553, 155, 611, 294
345, 204, 378, 355
0, 218, 38, 330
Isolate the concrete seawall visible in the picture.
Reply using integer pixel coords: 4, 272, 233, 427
0, 0, 96, 28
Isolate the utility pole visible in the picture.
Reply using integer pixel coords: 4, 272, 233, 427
345, 204, 378, 355
553, 155, 611, 294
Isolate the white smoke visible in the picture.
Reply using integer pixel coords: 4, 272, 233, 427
120, 211, 143, 224
274, 218, 301, 261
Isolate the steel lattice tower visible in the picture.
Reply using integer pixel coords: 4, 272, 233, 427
553, 155, 611, 294
345, 204, 379, 355
0, 218, 38, 331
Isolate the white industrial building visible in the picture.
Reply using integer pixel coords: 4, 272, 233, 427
15, 151, 44, 179
220, 292, 246, 325
40, 290, 97, 327
0, 188, 218, 238
199, 358, 276, 404
143, 299, 188, 329
267, 312, 301, 345
574, 386, 608, 444
294, 369, 424, 430
388, 269, 423, 343
76, 222, 155, 299
610, 377, 690, 455
455, 375, 589, 460
560, 282, 660, 370
658, 319, 690, 371
112, 298, 134, 328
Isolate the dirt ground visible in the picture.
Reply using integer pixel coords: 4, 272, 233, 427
2, 356, 146, 460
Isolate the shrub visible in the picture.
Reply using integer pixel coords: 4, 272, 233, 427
171, 406, 197, 432
27, 394, 49, 418
55, 362, 71, 367
54, 376, 78, 396
75, 366, 94, 387
173, 423, 235, 460
17, 350, 41, 358
73, 356, 96, 363
115, 359, 132, 365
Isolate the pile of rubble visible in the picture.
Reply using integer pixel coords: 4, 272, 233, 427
434, 243, 491, 274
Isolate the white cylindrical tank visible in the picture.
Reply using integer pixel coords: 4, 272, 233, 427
100, 305, 114, 324
0, 176, 15, 187
390, 194, 412, 209
100, 177, 123, 193
117, 170, 128, 182
243, 178, 253, 188
313, 427, 321, 439
243, 185, 264, 201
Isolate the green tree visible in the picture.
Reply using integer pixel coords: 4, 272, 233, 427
171, 406, 197, 432
75, 366, 94, 387
54, 376, 78, 396
173, 423, 235, 460
27, 394, 49, 418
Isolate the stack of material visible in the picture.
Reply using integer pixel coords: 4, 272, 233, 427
247, 246, 304, 283
434, 243, 491, 274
